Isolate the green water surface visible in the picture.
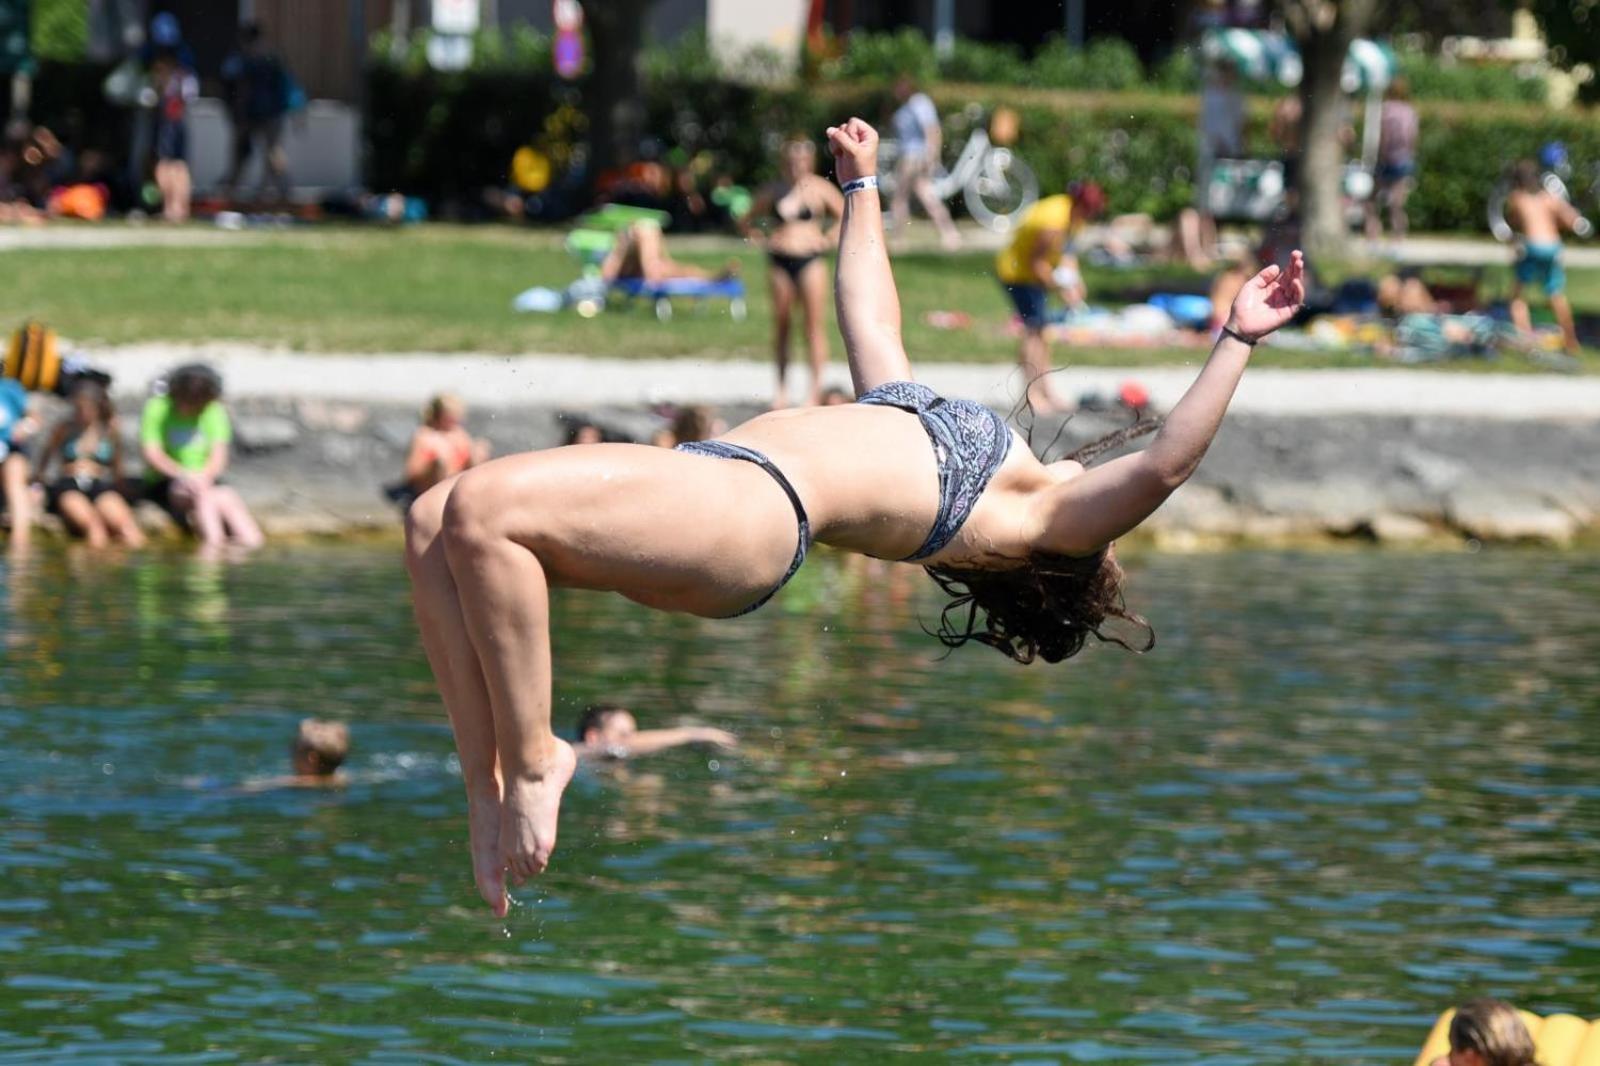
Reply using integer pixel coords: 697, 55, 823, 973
1, 546, 1598, 1064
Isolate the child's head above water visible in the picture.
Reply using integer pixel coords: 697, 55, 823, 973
1446, 999, 1536, 1066
575, 704, 636, 748
291, 718, 350, 777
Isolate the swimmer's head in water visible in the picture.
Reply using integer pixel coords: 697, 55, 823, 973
1447, 999, 1536, 1066
576, 704, 637, 747
671, 405, 716, 445
292, 718, 350, 776
926, 546, 1152, 665
567, 421, 603, 446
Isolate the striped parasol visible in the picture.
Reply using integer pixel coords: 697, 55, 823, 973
1201, 28, 1302, 85
1200, 29, 1395, 93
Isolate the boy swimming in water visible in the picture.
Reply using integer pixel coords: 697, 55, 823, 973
237, 718, 351, 792
573, 704, 736, 761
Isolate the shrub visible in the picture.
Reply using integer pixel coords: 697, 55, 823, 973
939, 38, 1029, 85
1031, 37, 1145, 92
1150, 46, 1200, 94
1395, 47, 1547, 105
826, 28, 936, 84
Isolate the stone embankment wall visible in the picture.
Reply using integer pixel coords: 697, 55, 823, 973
197, 398, 1600, 547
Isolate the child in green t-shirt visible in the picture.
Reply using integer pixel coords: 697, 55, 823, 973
139, 364, 263, 548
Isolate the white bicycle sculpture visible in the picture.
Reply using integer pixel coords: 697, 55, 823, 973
877, 109, 1040, 233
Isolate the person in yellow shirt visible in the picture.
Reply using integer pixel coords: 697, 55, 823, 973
995, 182, 1105, 413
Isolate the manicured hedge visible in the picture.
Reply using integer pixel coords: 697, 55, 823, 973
821, 29, 1550, 104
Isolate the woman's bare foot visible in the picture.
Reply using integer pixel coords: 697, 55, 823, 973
498, 739, 578, 893
467, 790, 509, 916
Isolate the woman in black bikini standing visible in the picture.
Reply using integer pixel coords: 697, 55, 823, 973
406, 117, 1306, 916
744, 137, 845, 408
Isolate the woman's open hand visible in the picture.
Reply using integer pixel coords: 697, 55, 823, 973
1226, 250, 1306, 343
825, 118, 878, 184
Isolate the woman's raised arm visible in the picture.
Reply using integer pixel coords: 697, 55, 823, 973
827, 118, 913, 394
1032, 253, 1306, 555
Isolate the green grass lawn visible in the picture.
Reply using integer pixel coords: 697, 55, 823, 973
3, 224, 1596, 370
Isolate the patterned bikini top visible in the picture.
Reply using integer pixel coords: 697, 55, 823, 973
857, 381, 1012, 561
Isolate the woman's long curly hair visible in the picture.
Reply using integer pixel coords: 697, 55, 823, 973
925, 416, 1159, 665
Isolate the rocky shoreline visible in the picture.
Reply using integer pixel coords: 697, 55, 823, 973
119, 396, 1600, 548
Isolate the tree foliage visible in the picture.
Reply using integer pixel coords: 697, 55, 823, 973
31, 0, 86, 61
1528, 0, 1599, 103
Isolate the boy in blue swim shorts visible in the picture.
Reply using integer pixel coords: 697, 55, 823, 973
1506, 159, 1591, 354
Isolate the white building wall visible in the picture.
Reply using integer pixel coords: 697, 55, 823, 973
707, 0, 806, 64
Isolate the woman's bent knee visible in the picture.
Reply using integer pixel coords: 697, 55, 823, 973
439, 471, 503, 558
405, 480, 455, 563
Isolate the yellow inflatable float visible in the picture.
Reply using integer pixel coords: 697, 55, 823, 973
1415, 1007, 1600, 1066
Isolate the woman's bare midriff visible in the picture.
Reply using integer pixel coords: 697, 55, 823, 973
719, 403, 1047, 564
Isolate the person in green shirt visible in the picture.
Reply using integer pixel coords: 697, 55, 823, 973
139, 364, 263, 548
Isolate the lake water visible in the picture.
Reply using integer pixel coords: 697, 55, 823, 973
2, 545, 1598, 1064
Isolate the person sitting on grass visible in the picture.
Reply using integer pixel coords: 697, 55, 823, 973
1428, 998, 1535, 1066
140, 364, 263, 549
403, 394, 491, 501
36, 380, 146, 548
573, 704, 737, 762
1505, 158, 1591, 355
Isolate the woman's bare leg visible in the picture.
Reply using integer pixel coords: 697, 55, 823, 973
171, 482, 224, 544
798, 259, 832, 406
57, 490, 109, 547
441, 472, 574, 887
95, 492, 146, 548
889, 156, 914, 232
212, 486, 264, 548
913, 173, 961, 249
3, 455, 32, 549
768, 266, 796, 408
405, 478, 514, 915
432, 445, 803, 898
1389, 179, 1410, 241
634, 224, 713, 283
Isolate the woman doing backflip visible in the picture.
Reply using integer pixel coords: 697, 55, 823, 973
407, 118, 1306, 916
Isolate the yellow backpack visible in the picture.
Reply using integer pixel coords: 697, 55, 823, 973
4, 322, 63, 394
